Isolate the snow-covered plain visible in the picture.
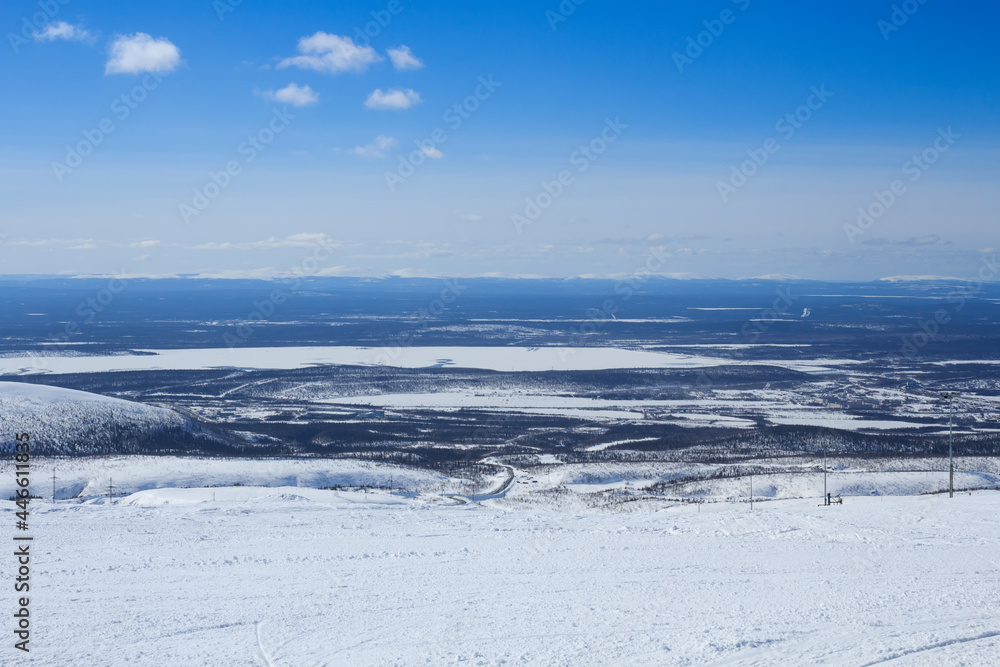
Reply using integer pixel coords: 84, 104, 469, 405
12, 490, 1000, 665
0, 345, 859, 375
315, 389, 938, 431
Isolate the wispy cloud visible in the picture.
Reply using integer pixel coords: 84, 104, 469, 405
364, 88, 421, 110
34, 21, 94, 43
258, 82, 319, 106
387, 45, 424, 71
8, 238, 100, 248
419, 145, 443, 159
130, 240, 160, 248
352, 135, 398, 159
105, 33, 182, 75
278, 32, 381, 74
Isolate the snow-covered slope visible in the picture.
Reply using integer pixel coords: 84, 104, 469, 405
13, 491, 1000, 665
0, 381, 188, 455
0, 455, 456, 500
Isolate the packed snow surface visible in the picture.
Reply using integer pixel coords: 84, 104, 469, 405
11, 489, 1000, 665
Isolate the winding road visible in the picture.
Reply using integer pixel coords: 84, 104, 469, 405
443, 460, 517, 505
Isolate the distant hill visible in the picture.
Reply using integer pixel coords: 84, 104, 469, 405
0, 382, 228, 456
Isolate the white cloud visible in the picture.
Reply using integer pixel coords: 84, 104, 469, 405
105, 33, 182, 75
68, 242, 96, 250
420, 145, 443, 159
387, 45, 424, 71
132, 254, 151, 262
352, 135, 398, 159
35, 21, 93, 43
364, 88, 421, 110
278, 32, 381, 74
130, 240, 160, 248
261, 83, 319, 106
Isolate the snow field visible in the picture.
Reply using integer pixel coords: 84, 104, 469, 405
11, 491, 1000, 665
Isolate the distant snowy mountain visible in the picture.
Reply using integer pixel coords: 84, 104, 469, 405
0, 382, 207, 455
878, 275, 967, 282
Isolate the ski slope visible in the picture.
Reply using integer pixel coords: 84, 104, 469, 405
12, 490, 1000, 665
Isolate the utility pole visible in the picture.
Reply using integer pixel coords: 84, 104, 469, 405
941, 392, 960, 498
823, 448, 827, 506
108, 476, 114, 504
52, 466, 57, 504
750, 473, 753, 511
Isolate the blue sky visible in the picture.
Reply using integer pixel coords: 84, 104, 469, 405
1, 0, 997, 280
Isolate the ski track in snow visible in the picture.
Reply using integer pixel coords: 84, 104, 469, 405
11, 491, 1000, 665
255, 622, 275, 667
